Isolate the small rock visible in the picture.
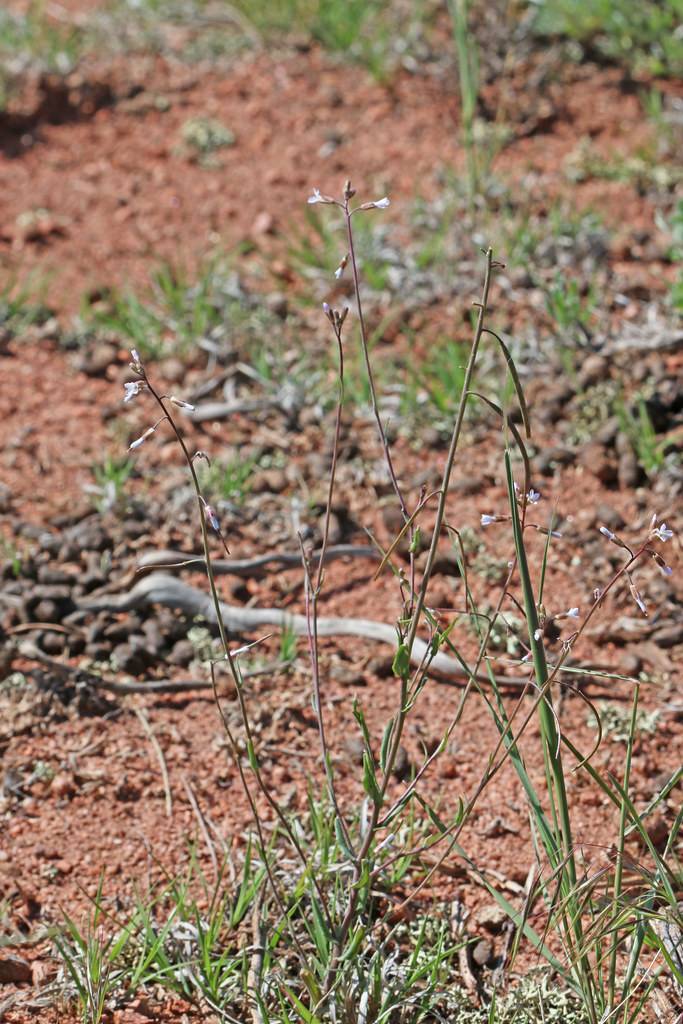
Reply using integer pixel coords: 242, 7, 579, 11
618, 451, 642, 489
535, 446, 575, 476
37, 566, 73, 585
536, 384, 575, 425
79, 569, 107, 592
0, 483, 12, 513
111, 643, 147, 674
104, 620, 136, 643
476, 903, 508, 933
595, 416, 620, 448
620, 652, 642, 676
252, 211, 276, 235
319, 511, 343, 545
343, 736, 366, 766
30, 584, 71, 602
31, 960, 53, 985
366, 654, 394, 677
0, 954, 32, 984
471, 938, 494, 967
429, 550, 462, 577
451, 475, 484, 496
59, 541, 82, 563
577, 443, 617, 485
70, 522, 111, 552
578, 354, 608, 390
266, 292, 288, 319
33, 600, 61, 623
121, 519, 148, 540
595, 503, 625, 532
50, 772, 75, 799
141, 619, 164, 656
651, 624, 683, 648
251, 468, 288, 495
329, 661, 366, 687
639, 814, 671, 851
421, 426, 442, 449
40, 631, 65, 655
168, 639, 195, 667
84, 643, 111, 662
159, 357, 185, 385
391, 744, 412, 781
76, 342, 118, 377
615, 431, 632, 457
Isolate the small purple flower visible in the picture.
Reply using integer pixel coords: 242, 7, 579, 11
527, 489, 541, 504
599, 526, 616, 542
480, 514, 496, 527
123, 381, 141, 403
661, 564, 673, 577
566, 607, 579, 619
651, 522, 673, 543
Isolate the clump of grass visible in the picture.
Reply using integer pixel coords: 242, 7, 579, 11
530, 0, 683, 77
85, 259, 272, 359
198, 452, 260, 508
0, 6, 85, 109
181, 117, 235, 161
88, 455, 134, 514
232, 0, 404, 82
615, 394, 671, 478
544, 273, 597, 339
596, 702, 659, 743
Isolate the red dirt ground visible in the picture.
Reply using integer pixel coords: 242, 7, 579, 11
0, 15, 681, 1024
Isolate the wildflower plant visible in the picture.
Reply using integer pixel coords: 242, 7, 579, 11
120, 183, 681, 1022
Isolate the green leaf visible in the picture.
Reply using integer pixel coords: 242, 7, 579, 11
334, 818, 356, 861
352, 699, 372, 753
282, 983, 324, 1023
380, 717, 396, 772
362, 751, 382, 807
246, 739, 259, 774
416, 792, 450, 835
392, 643, 411, 679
